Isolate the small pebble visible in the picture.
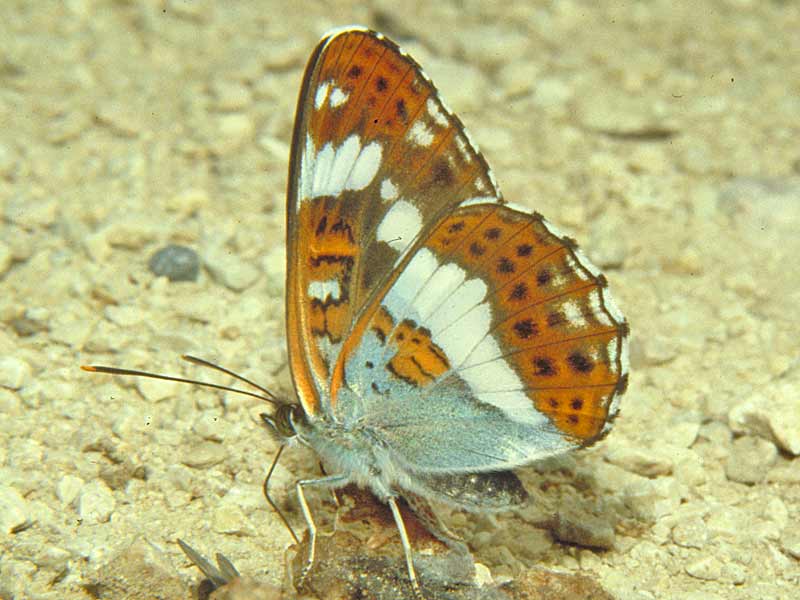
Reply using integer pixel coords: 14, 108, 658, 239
0, 356, 32, 390
685, 555, 722, 581
135, 376, 179, 402
532, 76, 573, 109
148, 244, 200, 282
624, 477, 685, 521
671, 516, 708, 549
165, 188, 209, 215
724, 435, 777, 484
0, 142, 17, 177
262, 243, 286, 296
782, 530, 800, 559
92, 538, 187, 599
605, 445, 674, 477
77, 480, 116, 524
181, 440, 227, 469
728, 380, 800, 456
56, 474, 85, 505
665, 420, 701, 449
211, 113, 254, 155
204, 248, 260, 291
422, 56, 487, 112
550, 508, 616, 550
210, 78, 252, 111
212, 502, 253, 535
0, 241, 12, 276
0, 484, 30, 533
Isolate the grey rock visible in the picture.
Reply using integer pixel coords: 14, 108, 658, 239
148, 244, 200, 282
549, 508, 616, 550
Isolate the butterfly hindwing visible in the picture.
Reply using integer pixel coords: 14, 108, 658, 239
286, 28, 500, 415
334, 201, 629, 471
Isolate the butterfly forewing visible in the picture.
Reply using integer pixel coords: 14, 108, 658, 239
287, 28, 500, 414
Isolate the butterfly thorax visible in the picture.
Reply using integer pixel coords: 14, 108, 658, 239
290, 407, 404, 500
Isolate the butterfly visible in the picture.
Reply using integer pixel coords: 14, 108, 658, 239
278, 25, 629, 597
85, 25, 630, 599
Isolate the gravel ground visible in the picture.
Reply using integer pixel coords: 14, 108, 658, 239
1, 1, 798, 599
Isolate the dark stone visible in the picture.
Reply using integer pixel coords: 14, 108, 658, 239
148, 244, 200, 282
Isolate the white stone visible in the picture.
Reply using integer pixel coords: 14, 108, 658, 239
50, 317, 94, 348
724, 435, 778, 484
0, 388, 22, 416
0, 142, 17, 177
706, 505, 747, 539
665, 420, 701, 449
457, 24, 530, 69
532, 77, 573, 108
0, 356, 32, 390
671, 516, 708, 549
181, 440, 227, 469
473, 562, 494, 587
623, 477, 685, 521
95, 100, 143, 136
222, 483, 265, 512
782, 530, 800, 559
165, 188, 210, 215
77, 480, 116, 524
0, 484, 30, 533
605, 445, 674, 477
212, 502, 254, 535
56, 475, 85, 505
204, 248, 260, 292
497, 61, 542, 97
210, 78, 252, 111
193, 412, 225, 442
211, 113, 254, 155
257, 134, 291, 162
728, 381, 800, 455
103, 305, 145, 328
4, 194, 59, 230
135, 376, 179, 403
0, 242, 11, 276
685, 555, 723, 581
262, 243, 286, 297
422, 56, 488, 112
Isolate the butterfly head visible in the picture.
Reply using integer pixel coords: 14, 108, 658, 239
260, 402, 305, 442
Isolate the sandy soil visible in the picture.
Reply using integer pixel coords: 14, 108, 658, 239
1, 1, 798, 599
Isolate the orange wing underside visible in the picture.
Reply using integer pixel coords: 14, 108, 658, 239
340, 203, 628, 443
287, 29, 500, 414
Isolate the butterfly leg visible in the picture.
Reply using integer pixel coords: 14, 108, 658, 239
388, 496, 425, 600
295, 474, 348, 590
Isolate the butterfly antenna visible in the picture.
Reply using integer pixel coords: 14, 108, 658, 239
81, 361, 280, 407
180, 354, 280, 404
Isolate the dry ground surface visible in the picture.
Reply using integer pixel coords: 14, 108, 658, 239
1, 1, 798, 599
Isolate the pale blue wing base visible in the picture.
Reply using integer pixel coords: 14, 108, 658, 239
335, 329, 574, 473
